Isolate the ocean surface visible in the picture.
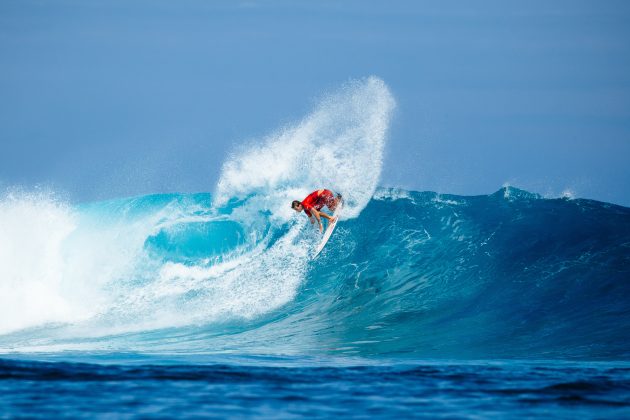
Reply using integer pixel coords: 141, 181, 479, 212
2, 356, 629, 418
1, 79, 629, 417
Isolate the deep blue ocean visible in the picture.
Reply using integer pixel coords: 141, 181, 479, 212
1, 187, 629, 418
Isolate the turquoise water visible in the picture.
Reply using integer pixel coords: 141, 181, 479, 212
4, 187, 629, 359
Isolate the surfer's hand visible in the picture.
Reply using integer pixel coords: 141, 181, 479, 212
319, 222, 323, 233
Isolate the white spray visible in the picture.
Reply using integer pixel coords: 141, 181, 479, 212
0, 77, 395, 350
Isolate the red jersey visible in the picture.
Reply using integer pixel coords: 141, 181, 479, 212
301, 189, 335, 217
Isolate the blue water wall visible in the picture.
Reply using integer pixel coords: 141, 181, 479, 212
1, 187, 628, 361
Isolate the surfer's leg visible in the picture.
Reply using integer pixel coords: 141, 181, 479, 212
319, 211, 334, 221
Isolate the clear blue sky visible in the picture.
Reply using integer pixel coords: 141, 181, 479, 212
1, 0, 629, 205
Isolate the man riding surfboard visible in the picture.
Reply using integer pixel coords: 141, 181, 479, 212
291, 189, 343, 233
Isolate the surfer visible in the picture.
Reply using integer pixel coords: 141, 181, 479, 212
291, 189, 342, 233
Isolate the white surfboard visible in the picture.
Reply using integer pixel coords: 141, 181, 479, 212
314, 202, 343, 257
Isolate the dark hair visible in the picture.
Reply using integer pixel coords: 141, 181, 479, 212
291, 200, 301, 209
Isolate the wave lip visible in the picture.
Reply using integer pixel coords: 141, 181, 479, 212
215, 76, 395, 220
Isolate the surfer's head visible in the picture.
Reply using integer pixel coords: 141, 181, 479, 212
291, 200, 303, 212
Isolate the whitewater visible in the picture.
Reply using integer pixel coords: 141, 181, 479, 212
1, 77, 630, 417
0, 77, 395, 349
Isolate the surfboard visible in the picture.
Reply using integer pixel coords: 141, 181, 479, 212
314, 202, 343, 257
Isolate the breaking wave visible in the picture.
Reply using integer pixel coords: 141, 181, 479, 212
1, 78, 629, 360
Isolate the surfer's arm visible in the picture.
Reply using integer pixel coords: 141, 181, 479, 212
304, 207, 315, 224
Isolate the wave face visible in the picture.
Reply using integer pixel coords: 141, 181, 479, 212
1, 187, 628, 360
1, 77, 629, 360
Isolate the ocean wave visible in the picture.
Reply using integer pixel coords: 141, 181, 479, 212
1, 77, 628, 359
1, 187, 628, 360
